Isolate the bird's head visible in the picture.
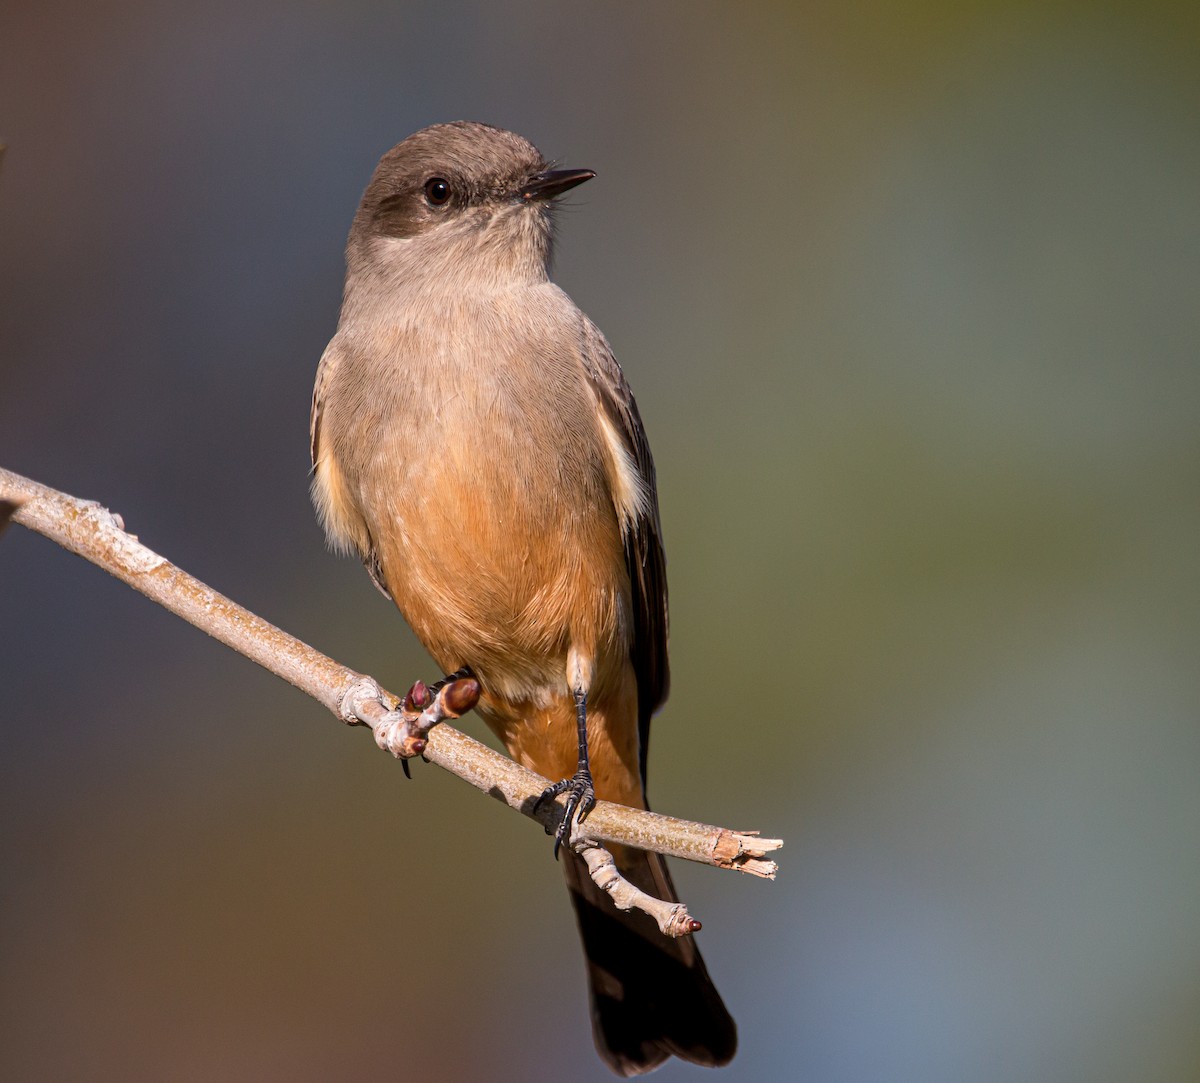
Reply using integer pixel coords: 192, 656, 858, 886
347, 121, 594, 296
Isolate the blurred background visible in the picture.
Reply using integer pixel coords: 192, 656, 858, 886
3, 2, 1199, 1080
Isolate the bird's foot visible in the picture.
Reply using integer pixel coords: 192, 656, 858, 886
533, 768, 596, 859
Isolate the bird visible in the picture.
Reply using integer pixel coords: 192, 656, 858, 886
310, 121, 736, 1075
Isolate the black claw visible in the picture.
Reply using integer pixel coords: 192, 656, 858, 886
401, 758, 412, 780
532, 778, 565, 816
535, 769, 595, 860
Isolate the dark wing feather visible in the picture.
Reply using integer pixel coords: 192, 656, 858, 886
578, 318, 670, 791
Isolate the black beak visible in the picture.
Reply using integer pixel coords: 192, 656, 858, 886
520, 169, 596, 201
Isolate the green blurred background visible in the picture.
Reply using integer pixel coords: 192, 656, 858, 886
3, 2, 1199, 1080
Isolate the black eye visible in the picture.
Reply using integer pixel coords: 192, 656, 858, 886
424, 177, 452, 206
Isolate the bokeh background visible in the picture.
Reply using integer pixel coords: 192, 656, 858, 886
3, 2, 1199, 1080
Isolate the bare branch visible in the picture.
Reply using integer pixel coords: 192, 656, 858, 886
0, 465, 783, 899
575, 841, 703, 938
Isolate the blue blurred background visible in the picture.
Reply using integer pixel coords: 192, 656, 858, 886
3, 3, 1199, 1080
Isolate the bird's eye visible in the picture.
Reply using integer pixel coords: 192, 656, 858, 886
424, 177, 452, 206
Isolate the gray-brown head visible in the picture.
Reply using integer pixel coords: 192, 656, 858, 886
345, 121, 594, 298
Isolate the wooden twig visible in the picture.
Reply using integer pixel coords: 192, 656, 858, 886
0, 466, 782, 923
576, 841, 703, 938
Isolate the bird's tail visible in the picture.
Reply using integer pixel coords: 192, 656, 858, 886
562, 845, 737, 1076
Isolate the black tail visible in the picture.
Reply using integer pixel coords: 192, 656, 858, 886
562, 846, 737, 1076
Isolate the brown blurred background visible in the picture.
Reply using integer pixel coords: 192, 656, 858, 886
3, 2, 1199, 1080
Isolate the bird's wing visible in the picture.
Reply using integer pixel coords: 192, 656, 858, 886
310, 337, 391, 600
309, 337, 339, 471
577, 316, 670, 788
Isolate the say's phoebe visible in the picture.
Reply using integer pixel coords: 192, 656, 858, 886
310, 121, 736, 1075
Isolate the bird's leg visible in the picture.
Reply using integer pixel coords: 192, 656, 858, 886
533, 687, 596, 858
